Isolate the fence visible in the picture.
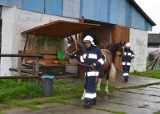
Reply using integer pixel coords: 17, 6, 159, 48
0, 50, 42, 79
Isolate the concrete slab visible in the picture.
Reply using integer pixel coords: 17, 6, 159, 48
109, 73, 160, 88
95, 102, 154, 114
67, 89, 160, 114
113, 91, 160, 102
2, 107, 31, 114
107, 93, 160, 111
25, 104, 112, 114
124, 88, 160, 96
138, 86, 160, 92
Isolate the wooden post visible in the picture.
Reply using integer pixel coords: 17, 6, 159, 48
18, 50, 22, 82
35, 57, 39, 77
79, 16, 84, 42
35, 57, 40, 83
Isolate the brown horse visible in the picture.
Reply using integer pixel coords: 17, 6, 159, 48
64, 37, 116, 100
98, 42, 125, 63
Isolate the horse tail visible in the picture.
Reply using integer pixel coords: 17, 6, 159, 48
109, 63, 116, 82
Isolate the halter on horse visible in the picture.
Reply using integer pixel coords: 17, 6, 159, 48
64, 37, 116, 100
98, 42, 125, 63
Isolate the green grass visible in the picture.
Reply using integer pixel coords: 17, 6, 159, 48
0, 78, 117, 113
130, 70, 160, 79
0, 79, 42, 103
0, 79, 83, 112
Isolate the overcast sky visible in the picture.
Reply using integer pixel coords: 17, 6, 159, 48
134, 0, 160, 33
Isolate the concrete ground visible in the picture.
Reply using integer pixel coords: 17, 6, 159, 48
2, 73, 160, 114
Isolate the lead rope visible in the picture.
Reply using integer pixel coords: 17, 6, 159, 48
65, 39, 78, 56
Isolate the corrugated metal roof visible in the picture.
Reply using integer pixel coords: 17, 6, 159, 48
148, 34, 160, 43
21, 20, 100, 38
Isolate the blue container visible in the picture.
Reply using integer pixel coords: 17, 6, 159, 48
41, 75, 54, 97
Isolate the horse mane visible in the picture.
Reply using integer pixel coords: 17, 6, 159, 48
98, 42, 125, 63
76, 41, 86, 55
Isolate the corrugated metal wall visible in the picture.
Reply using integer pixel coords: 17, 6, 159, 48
22, 0, 44, 13
0, 0, 22, 8
118, 0, 126, 26
22, 0, 63, 15
81, 0, 153, 31
110, 0, 118, 24
82, 0, 95, 20
125, 1, 132, 27
0, 0, 153, 31
63, 0, 80, 18
45, 0, 62, 16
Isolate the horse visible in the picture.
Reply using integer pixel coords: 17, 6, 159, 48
64, 37, 117, 100
98, 42, 125, 63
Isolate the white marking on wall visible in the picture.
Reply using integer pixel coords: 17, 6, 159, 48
130, 28, 148, 72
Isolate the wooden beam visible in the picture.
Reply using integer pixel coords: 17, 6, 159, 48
23, 34, 29, 54
0, 76, 39, 79
0, 54, 42, 58
9, 68, 42, 75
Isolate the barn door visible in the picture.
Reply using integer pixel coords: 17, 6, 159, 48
112, 25, 130, 71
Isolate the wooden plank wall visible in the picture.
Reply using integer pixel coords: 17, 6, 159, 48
112, 25, 130, 71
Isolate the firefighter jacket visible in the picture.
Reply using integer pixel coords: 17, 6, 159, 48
122, 48, 135, 66
80, 45, 105, 77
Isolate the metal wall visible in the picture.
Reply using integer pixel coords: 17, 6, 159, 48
22, 0, 44, 13
22, 0, 63, 15
0, 0, 153, 31
45, 0, 63, 15
81, 0, 153, 31
63, 0, 80, 18
0, 0, 22, 8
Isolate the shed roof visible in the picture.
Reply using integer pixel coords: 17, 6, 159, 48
21, 20, 100, 38
148, 34, 160, 43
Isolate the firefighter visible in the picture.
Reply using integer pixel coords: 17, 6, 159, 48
122, 42, 135, 82
80, 35, 105, 108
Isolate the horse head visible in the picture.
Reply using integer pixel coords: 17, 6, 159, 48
64, 36, 85, 60
117, 42, 125, 57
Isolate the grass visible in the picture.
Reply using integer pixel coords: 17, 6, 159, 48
0, 79, 42, 103
0, 77, 117, 112
138, 104, 148, 108
0, 78, 84, 112
130, 69, 160, 79
154, 111, 160, 114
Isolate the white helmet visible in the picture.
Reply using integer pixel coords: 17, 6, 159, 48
125, 42, 131, 48
83, 35, 96, 46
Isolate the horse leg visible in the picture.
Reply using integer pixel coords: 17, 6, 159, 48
96, 77, 102, 92
104, 65, 111, 94
81, 89, 86, 101
105, 79, 109, 94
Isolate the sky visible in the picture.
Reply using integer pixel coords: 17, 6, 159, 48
134, 0, 160, 33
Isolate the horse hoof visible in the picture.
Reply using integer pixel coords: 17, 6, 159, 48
105, 91, 110, 94
81, 97, 84, 101
96, 88, 100, 92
